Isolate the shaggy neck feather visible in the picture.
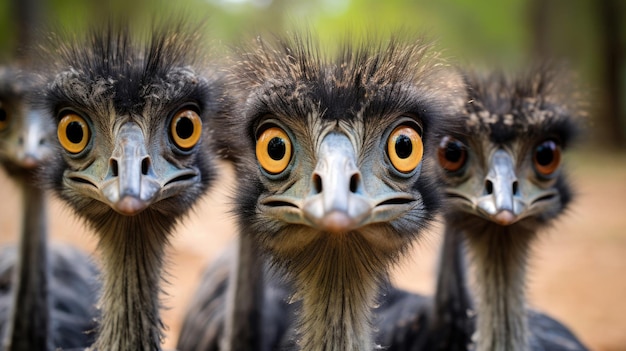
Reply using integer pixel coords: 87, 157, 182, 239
92, 214, 171, 351
4, 183, 51, 350
431, 225, 474, 348
466, 224, 534, 351
222, 235, 263, 350
288, 234, 385, 351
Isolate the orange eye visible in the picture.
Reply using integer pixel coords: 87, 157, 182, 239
533, 140, 561, 176
57, 113, 90, 154
256, 127, 292, 174
170, 109, 202, 150
387, 125, 423, 173
438, 136, 467, 172
0, 105, 8, 131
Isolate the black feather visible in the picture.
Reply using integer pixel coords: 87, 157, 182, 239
28, 16, 224, 351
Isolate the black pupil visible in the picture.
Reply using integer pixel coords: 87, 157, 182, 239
445, 142, 464, 162
268, 137, 286, 160
536, 142, 555, 166
395, 135, 413, 159
0, 108, 6, 122
176, 117, 194, 140
66, 121, 84, 144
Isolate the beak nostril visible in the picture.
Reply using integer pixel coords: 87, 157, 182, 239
513, 181, 519, 195
349, 173, 360, 193
312, 173, 322, 194
39, 138, 46, 146
485, 180, 494, 195
18, 137, 23, 145
141, 158, 150, 176
110, 159, 119, 177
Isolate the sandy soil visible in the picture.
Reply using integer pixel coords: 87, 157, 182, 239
0, 150, 624, 351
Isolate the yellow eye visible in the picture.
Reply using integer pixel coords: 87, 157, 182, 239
387, 125, 423, 173
57, 113, 90, 154
0, 105, 8, 131
170, 109, 202, 150
256, 127, 292, 174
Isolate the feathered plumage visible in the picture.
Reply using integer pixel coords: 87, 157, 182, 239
31, 19, 225, 351
178, 32, 466, 351
0, 64, 100, 351
381, 64, 589, 351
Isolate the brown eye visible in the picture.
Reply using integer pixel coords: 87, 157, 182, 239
533, 140, 561, 176
438, 136, 467, 172
0, 106, 8, 131
58, 113, 90, 154
256, 127, 292, 174
387, 125, 423, 173
170, 109, 202, 150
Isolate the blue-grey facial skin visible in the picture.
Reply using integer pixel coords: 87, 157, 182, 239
219, 32, 467, 351
443, 140, 563, 227
0, 67, 55, 177
429, 66, 586, 351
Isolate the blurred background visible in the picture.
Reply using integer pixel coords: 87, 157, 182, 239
0, 0, 625, 350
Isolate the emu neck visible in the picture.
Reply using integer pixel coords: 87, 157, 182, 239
431, 225, 474, 348
92, 214, 171, 351
466, 224, 534, 351
222, 235, 263, 350
5, 182, 51, 350
290, 235, 383, 351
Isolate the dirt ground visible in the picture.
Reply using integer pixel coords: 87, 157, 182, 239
0, 150, 624, 351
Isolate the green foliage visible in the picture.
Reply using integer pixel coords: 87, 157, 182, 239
0, 0, 601, 65
0, 0, 623, 145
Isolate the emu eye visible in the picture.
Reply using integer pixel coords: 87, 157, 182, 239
170, 109, 202, 150
256, 127, 292, 174
387, 125, 423, 173
533, 140, 561, 177
0, 106, 8, 131
438, 136, 467, 173
58, 113, 90, 154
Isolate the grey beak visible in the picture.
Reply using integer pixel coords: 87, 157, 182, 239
102, 123, 161, 215
302, 133, 371, 233
477, 149, 520, 225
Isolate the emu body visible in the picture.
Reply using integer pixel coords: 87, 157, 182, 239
383, 67, 589, 351
0, 66, 100, 351
32, 20, 224, 351
178, 33, 465, 350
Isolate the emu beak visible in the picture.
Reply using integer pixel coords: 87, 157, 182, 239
476, 149, 524, 226
302, 133, 371, 233
101, 123, 161, 216
14, 110, 53, 169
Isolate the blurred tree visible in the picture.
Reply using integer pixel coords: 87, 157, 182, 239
12, 0, 43, 57
596, 0, 625, 149
0, 0, 623, 148
530, 0, 626, 149
530, 0, 625, 149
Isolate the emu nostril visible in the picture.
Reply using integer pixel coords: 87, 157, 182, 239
141, 158, 150, 175
512, 181, 519, 195
18, 136, 23, 145
485, 180, 494, 195
312, 173, 322, 194
349, 173, 360, 193
39, 138, 46, 146
110, 159, 119, 177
